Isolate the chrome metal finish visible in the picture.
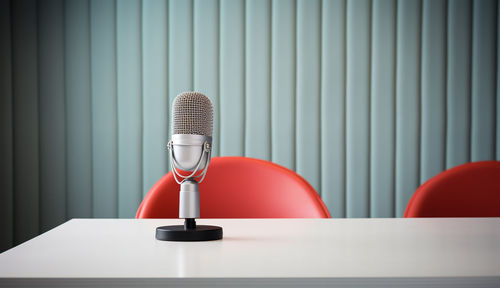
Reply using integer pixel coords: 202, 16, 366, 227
179, 179, 200, 219
171, 134, 212, 171
168, 134, 212, 185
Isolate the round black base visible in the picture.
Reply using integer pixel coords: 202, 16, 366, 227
156, 225, 223, 241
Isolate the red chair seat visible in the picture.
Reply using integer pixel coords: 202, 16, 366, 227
137, 156, 331, 218
405, 161, 500, 217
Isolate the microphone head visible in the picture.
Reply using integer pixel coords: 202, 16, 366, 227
172, 92, 213, 137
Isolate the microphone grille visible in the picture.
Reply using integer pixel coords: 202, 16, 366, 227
172, 92, 214, 136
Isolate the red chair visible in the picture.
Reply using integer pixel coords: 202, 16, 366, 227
136, 156, 331, 218
404, 161, 500, 217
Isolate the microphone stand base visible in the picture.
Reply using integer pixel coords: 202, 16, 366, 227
156, 223, 223, 242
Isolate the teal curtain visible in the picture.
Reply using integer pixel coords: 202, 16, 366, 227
1, 0, 499, 252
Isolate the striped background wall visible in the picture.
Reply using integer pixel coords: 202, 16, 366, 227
0, 0, 499, 251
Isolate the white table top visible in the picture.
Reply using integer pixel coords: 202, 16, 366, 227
1, 218, 500, 287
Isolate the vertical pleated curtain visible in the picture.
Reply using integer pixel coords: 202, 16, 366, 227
0, 0, 499, 251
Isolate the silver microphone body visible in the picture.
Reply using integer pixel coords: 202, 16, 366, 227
168, 92, 213, 219
170, 134, 212, 219
171, 134, 212, 172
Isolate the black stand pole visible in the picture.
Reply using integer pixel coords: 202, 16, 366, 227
184, 218, 196, 230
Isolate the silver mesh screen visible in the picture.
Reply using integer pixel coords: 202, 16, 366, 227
172, 92, 214, 136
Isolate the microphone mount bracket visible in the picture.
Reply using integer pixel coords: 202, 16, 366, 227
167, 139, 212, 185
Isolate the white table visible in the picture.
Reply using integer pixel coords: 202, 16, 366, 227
1, 218, 499, 287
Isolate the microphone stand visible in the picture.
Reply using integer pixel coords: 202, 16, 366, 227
155, 177, 223, 241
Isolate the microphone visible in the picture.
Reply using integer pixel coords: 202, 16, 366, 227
155, 92, 223, 242
169, 92, 213, 219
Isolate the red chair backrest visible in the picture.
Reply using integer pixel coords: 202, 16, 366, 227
404, 161, 500, 217
136, 156, 331, 218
